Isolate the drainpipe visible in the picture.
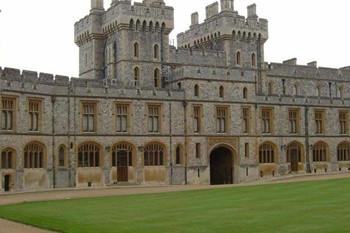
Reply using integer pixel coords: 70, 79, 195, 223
169, 102, 173, 185
51, 95, 56, 188
305, 105, 311, 173
183, 100, 188, 185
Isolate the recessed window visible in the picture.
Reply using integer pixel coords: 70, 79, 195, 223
176, 145, 182, 165
24, 142, 45, 168
28, 99, 41, 132
337, 142, 350, 161
315, 110, 325, 134
242, 107, 250, 134
289, 109, 300, 134
134, 67, 140, 87
261, 108, 273, 134
219, 86, 224, 98
195, 143, 201, 158
78, 143, 100, 167
194, 84, 199, 97
58, 146, 66, 167
154, 44, 159, 59
243, 87, 248, 100
236, 51, 241, 66
216, 107, 228, 133
116, 104, 129, 133
144, 143, 164, 166
134, 42, 139, 58
339, 111, 348, 135
251, 53, 256, 67
193, 106, 201, 133
2, 97, 15, 131
148, 105, 161, 133
82, 103, 96, 133
259, 142, 275, 164
1, 148, 14, 169
312, 142, 328, 162
154, 69, 160, 88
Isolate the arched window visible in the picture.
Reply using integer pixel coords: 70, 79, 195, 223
134, 43, 139, 58
176, 145, 182, 165
316, 86, 321, 97
154, 44, 159, 59
243, 87, 248, 100
312, 142, 328, 162
77, 143, 100, 167
134, 67, 140, 87
144, 143, 165, 166
136, 20, 141, 31
194, 84, 199, 97
129, 19, 134, 31
112, 143, 133, 167
149, 21, 153, 32
259, 142, 275, 164
154, 68, 160, 88
337, 142, 350, 161
251, 53, 256, 67
58, 145, 66, 167
268, 82, 274, 95
24, 142, 45, 169
219, 86, 224, 98
142, 20, 147, 31
1, 148, 15, 169
155, 22, 160, 32
236, 51, 241, 66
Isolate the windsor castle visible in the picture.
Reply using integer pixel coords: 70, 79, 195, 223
1, 0, 350, 192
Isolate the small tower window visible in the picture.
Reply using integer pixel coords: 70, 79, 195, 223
236, 51, 241, 66
154, 44, 159, 59
243, 87, 248, 100
219, 86, 224, 98
251, 53, 256, 67
154, 68, 160, 88
194, 84, 199, 97
134, 43, 139, 58
134, 67, 140, 87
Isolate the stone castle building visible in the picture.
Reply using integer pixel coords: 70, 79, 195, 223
1, 0, 350, 192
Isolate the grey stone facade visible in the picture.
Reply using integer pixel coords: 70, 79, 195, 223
1, 0, 350, 192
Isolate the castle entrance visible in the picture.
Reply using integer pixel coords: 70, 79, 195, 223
4, 175, 10, 192
290, 149, 299, 172
117, 151, 128, 182
210, 147, 233, 185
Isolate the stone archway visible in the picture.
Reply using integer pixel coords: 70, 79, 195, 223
210, 147, 233, 185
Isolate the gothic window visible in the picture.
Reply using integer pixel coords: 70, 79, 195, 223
236, 51, 241, 66
337, 142, 350, 161
243, 87, 248, 100
194, 84, 199, 97
112, 143, 133, 167
134, 42, 139, 58
312, 142, 328, 162
315, 110, 325, 134
134, 67, 140, 87
175, 145, 182, 165
155, 22, 160, 32
148, 105, 161, 133
219, 86, 224, 98
244, 143, 249, 158
129, 19, 134, 31
28, 99, 41, 132
136, 20, 141, 31
82, 103, 96, 133
154, 44, 159, 59
77, 143, 100, 167
251, 53, 256, 67
1, 148, 14, 169
144, 143, 164, 166
142, 21, 147, 31
242, 107, 250, 134
259, 142, 275, 164
261, 108, 273, 134
2, 97, 15, 131
216, 107, 228, 133
195, 143, 201, 158
193, 106, 201, 133
339, 111, 348, 135
116, 104, 129, 133
149, 21, 153, 32
58, 145, 66, 167
24, 142, 45, 169
154, 68, 160, 88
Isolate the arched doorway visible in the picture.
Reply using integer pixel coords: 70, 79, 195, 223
4, 175, 10, 192
210, 147, 233, 185
287, 142, 303, 172
112, 143, 133, 182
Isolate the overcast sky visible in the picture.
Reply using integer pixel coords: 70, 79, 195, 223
0, 0, 349, 77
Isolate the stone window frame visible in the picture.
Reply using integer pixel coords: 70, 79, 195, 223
251, 52, 256, 67
314, 109, 325, 135
1, 95, 17, 132
154, 68, 161, 88
236, 50, 242, 66
1, 148, 16, 169
288, 108, 300, 135
112, 142, 134, 167
80, 101, 98, 134
23, 141, 46, 169
339, 110, 348, 135
147, 103, 162, 133
337, 141, 350, 161
133, 42, 139, 58
259, 142, 276, 164
243, 87, 248, 100
312, 141, 329, 162
244, 143, 250, 158
134, 67, 140, 87
58, 145, 68, 168
219, 86, 224, 98
153, 44, 160, 59
193, 105, 202, 134
195, 143, 201, 159
175, 144, 184, 165
143, 142, 165, 166
286, 142, 302, 163
115, 102, 131, 134
215, 105, 229, 134
27, 98, 43, 133
242, 107, 251, 134
194, 84, 200, 97
260, 107, 274, 134
77, 142, 101, 168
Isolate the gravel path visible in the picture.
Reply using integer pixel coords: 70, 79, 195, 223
0, 172, 349, 233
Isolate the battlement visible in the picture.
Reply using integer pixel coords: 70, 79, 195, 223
177, 1, 268, 48
75, 0, 174, 45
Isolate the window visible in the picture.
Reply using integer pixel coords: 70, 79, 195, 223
82, 103, 96, 133
267, 82, 274, 95
24, 142, 45, 169
195, 143, 201, 158
244, 143, 249, 158
193, 106, 201, 133
2, 98, 15, 131
339, 111, 348, 135
148, 105, 160, 133
154, 44, 159, 59
154, 69, 160, 88
251, 53, 256, 67
216, 107, 227, 133
315, 110, 324, 134
219, 86, 224, 98
242, 107, 250, 134
312, 142, 328, 162
286, 142, 302, 163
337, 87, 344, 99
58, 146, 65, 167
1, 149, 14, 169
144, 143, 164, 166
261, 108, 273, 133
194, 84, 199, 97
28, 99, 41, 132
236, 51, 241, 66
134, 67, 140, 87
243, 87, 248, 100
259, 142, 275, 163
291, 85, 297, 96
337, 142, 350, 161
289, 109, 299, 134
175, 145, 182, 165
316, 86, 321, 97
134, 42, 139, 58
112, 143, 133, 167
78, 143, 100, 167
116, 104, 129, 133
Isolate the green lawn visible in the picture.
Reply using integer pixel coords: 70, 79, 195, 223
1, 179, 350, 233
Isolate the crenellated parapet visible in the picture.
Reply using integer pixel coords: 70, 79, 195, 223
177, 2, 268, 48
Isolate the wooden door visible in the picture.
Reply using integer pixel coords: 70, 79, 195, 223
290, 149, 299, 172
4, 175, 10, 192
117, 151, 128, 182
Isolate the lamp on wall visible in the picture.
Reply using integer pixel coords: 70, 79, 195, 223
105, 145, 111, 152
280, 144, 286, 150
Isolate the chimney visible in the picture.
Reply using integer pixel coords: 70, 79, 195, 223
247, 4, 258, 19
91, 0, 104, 13
283, 58, 297, 65
191, 12, 199, 26
206, 2, 219, 19
307, 61, 317, 68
